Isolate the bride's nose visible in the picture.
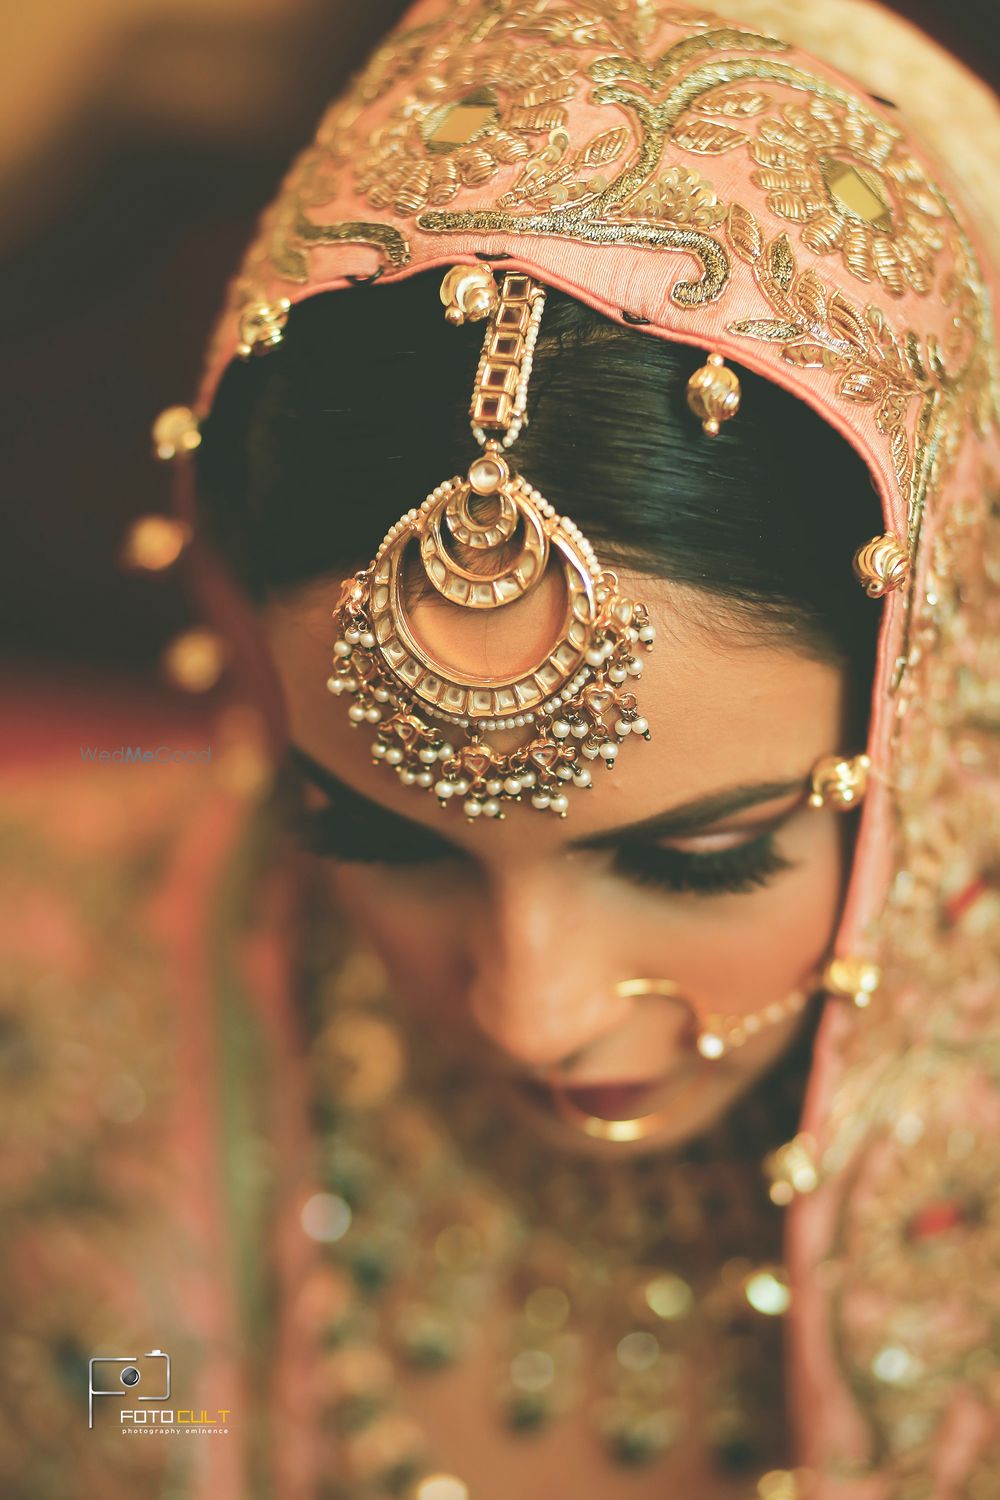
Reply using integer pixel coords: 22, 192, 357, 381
463, 867, 633, 1070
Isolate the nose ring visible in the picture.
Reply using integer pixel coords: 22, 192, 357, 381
545, 978, 701, 1143
544, 976, 816, 1142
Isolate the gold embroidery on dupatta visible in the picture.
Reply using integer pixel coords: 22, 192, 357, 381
749, 97, 945, 297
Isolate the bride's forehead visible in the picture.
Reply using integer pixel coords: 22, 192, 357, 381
267, 579, 845, 843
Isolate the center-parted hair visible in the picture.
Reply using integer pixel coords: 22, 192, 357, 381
196, 271, 883, 731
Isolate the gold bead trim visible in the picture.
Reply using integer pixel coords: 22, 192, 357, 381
119, 515, 191, 572
822, 955, 881, 1008
151, 405, 201, 462
807, 752, 871, 809
763, 1133, 820, 1206
160, 629, 227, 693
236, 297, 291, 359
852, 533, 910, 598
439, 264, 499, 326
686, 352, 741, 436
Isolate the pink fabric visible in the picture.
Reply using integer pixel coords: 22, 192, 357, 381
184, 4, 1000, 1493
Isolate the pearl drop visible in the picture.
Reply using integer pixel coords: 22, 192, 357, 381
454, 777, 470, 794
385, 747, 403, 765
552, 720, 570, 738
438, 743, 455, 761
608, 666, 627, 684
571, 723, 588, 738
435, 780, 454, 799
464, 799, 483, 818
585, 648, 604, 667
581, 745, 600, 760
486, 779, 503, 796
550, 794, 569, 815
556, 765, 573, 780
326, 676, 343, 694
632, 716, 649, 735
600, 743, 618, 761
573, 769, 592, 788
345, 628, 361, 645
483, 798, 501, 817
418, 747, 438, 763
363, 707, 381, 723
333, 641, 351, 657
372, 743, 388, 759
531, 792, 551, 810
373, 688, 390, 703
697, 1033, 726, 1060
398, 769, 416, 785
504, 777, 522, 795
348, 704, 366, 722
360, 632, 376, 650
416, 771, 434, 787
520, 771, 536, 788
614, 719, 631, 736
627, 660, 643, 676
639, 625, 656, 643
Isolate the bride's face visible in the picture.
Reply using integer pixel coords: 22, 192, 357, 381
264, 563, 856, 1156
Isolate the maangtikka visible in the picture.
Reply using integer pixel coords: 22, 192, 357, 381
326, 264, 656, 821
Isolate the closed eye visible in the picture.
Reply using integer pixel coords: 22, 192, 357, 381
610, 828, 796, 896
296, 801, 462, 866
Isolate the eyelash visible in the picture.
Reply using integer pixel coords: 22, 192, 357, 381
610, 830, 795, 896
297, 807, 794, 897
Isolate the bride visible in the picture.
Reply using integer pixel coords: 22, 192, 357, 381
178, 2, 1000, 1494
19, 2, 992, 1498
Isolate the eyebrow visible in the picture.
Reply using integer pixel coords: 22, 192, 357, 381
287, 743, 808, 849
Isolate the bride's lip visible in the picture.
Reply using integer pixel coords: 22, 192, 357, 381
518, 1076, 681, 1121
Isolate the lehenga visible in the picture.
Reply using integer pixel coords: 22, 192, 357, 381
1, 3, 998, 1499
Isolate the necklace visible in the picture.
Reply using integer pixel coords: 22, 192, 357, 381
295, 879, 818, 1499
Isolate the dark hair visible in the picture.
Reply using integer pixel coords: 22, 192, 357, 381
196, 272, 883, 731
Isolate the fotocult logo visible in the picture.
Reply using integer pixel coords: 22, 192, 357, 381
89, 1349, 231, 1435
89, 1349, 171, 1429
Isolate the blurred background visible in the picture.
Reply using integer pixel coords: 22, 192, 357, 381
1, 0, 997, 694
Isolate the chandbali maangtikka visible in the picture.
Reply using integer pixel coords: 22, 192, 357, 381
327, 266, 656, 821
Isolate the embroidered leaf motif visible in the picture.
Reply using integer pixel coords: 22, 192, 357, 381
729, 318, 804, 341
904, 331, 928, 381
763, 188, 816, 222
673, 120, 747, 154
498, 161, 575, 207
519, 80, 578, 108
698, 89, 766, 117
728, 202, 763, 263
575, 127, 629, 168
768, 235, 795, 292
506, 104, 569, 132
926, 333, 946, 382
839, 370, 886, 403
890, 423, 911, 488
795, 270, 827, 324
781, 343, 844, 370
828, 292, 870, 352
865, 304, 904, 370
876, 395, 908, 434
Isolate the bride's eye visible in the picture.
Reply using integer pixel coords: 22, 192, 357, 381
295, 804, 462, 867
610, 829, 795, 896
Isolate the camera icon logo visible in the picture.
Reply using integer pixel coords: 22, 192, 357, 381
88, 1349, 171, 1428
